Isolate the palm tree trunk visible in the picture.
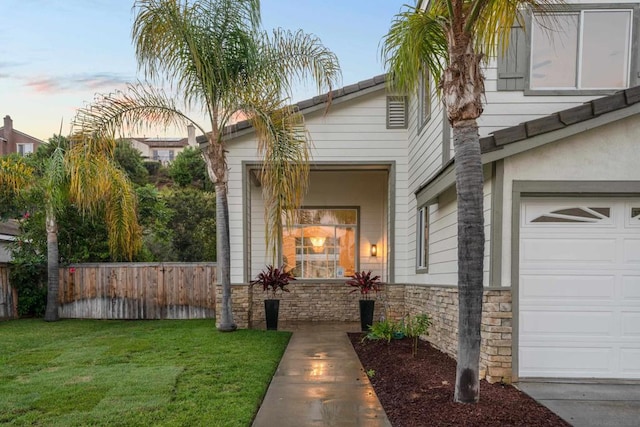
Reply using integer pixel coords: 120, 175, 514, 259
215, 181, 237, 332
44, 211, 60, 322
452, 119, 484, 403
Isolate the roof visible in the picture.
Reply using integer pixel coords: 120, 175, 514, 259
196, 74, 388, 143
0, 127, 44, 144
129, 137, 189, 148
0, 220, 19, 238
416, 85, 640, 204
479, 86, 640, 153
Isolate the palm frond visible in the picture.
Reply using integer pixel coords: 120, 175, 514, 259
468, 0, 562, 59
249, 101, 310, 261
258, 29, 342, 102
44, 145, 70, 217
0, 156, 33, 193
103, 164, 143, 260
381, 4, 448, 95
72, 84, 207, 142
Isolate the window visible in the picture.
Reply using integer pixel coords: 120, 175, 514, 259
17, 143, 33, 155
530, 9, 632, 90
497, 6, 637, 93
418, 70, 431, 131
386, 96, 408, 129
153, 149, 175, 163
282, 208, 357, 279
417, 206, 429, 270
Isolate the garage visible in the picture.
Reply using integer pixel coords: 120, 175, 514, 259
519, 198, 640, 379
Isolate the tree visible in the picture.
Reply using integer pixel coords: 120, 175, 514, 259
114, 140, 150, 186
73, 0, 341, 331
168, 147, 210, 188
165, 188, 216, 261
382, 0, 553, 403
0, 134, 142, 321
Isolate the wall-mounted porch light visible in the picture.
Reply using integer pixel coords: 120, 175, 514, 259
370, 244, 377, 257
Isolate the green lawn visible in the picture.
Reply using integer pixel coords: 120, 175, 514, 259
0, 319, 290, 426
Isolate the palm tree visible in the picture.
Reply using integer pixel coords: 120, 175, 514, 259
1, 135, 142, 322
382, 0, 554, 403
73, 0, 340, 331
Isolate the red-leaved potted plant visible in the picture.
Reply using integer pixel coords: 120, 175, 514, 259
251, 265, 294, 330
346, 270, 382, 331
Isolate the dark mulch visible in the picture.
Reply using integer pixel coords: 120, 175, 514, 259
348, 333, 570, 427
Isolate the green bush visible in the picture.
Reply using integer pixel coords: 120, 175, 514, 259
9, 253, 47, 317
365, 318, 402, 343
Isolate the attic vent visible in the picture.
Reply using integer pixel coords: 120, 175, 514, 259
386, 96, 408, 129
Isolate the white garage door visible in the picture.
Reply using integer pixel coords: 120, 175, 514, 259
519, 198, 640, 379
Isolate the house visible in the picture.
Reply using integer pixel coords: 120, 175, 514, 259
129, 123, 198, 164
0, 116, 44, 156
0, 220, 19, 263
203, 1, 640, 384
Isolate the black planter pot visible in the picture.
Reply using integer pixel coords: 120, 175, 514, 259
264, 299, 280, 330
359, 299, 375, 332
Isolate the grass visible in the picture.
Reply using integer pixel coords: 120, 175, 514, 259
0, 319, 290, 426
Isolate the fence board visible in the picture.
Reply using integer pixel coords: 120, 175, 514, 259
58, 263, 216, 320
0, 264, 17, 320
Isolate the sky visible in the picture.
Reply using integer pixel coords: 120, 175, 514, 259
1, 0, 407, 142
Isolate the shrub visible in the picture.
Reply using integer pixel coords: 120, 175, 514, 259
346, 270, 382, 299
365, 318, 402, 343
402, 314, 431, 357
9, 253, 47, 317
251, 265, 295, 296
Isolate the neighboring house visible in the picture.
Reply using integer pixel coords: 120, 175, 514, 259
0, 115, 44, 156
0, 221, 19, 263
129, 123, 198, 164
205, 0, 640, 383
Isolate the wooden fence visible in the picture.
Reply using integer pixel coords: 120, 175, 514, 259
0, 264, 18, 320
59, 263, 217, 320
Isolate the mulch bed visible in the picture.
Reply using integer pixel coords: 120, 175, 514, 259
348, 333, 571, 427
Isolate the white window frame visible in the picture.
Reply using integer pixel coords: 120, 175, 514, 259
528, 7, 633, 92
418, 69, 431, 132
17, 143, 34, 155
282, 207, 359, 280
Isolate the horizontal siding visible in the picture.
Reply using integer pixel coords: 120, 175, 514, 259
406, 175, 493, 286
226, 88, 409, 283
480, 48, 615, 137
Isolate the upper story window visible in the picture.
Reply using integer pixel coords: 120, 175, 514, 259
497, 5, 638, 94
418, 69, 431, 131
17, 143, 33, 155
282, 208, 358, 279
530, 10, 632, 90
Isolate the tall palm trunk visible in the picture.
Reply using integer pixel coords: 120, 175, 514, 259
44, 210, 60, 322
215, 180, 236, 331
445, 29, 485, 404
452, 120, 484, 403
205, 133, 236, 332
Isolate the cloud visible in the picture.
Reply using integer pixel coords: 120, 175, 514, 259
24, 72, 133, 94
0, 61, 26, 68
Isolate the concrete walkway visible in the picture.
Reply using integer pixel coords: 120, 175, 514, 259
252, 322, 391, 427
517, 381, 640, 427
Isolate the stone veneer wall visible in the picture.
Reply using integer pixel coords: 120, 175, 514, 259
403, 285, 513, 383
221, 282, 512, 383
249, 282, 389, 328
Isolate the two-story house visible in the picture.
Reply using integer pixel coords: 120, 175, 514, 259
0, 116, 44, 156
206, 0, 640, 384
128, 123, 198, 164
